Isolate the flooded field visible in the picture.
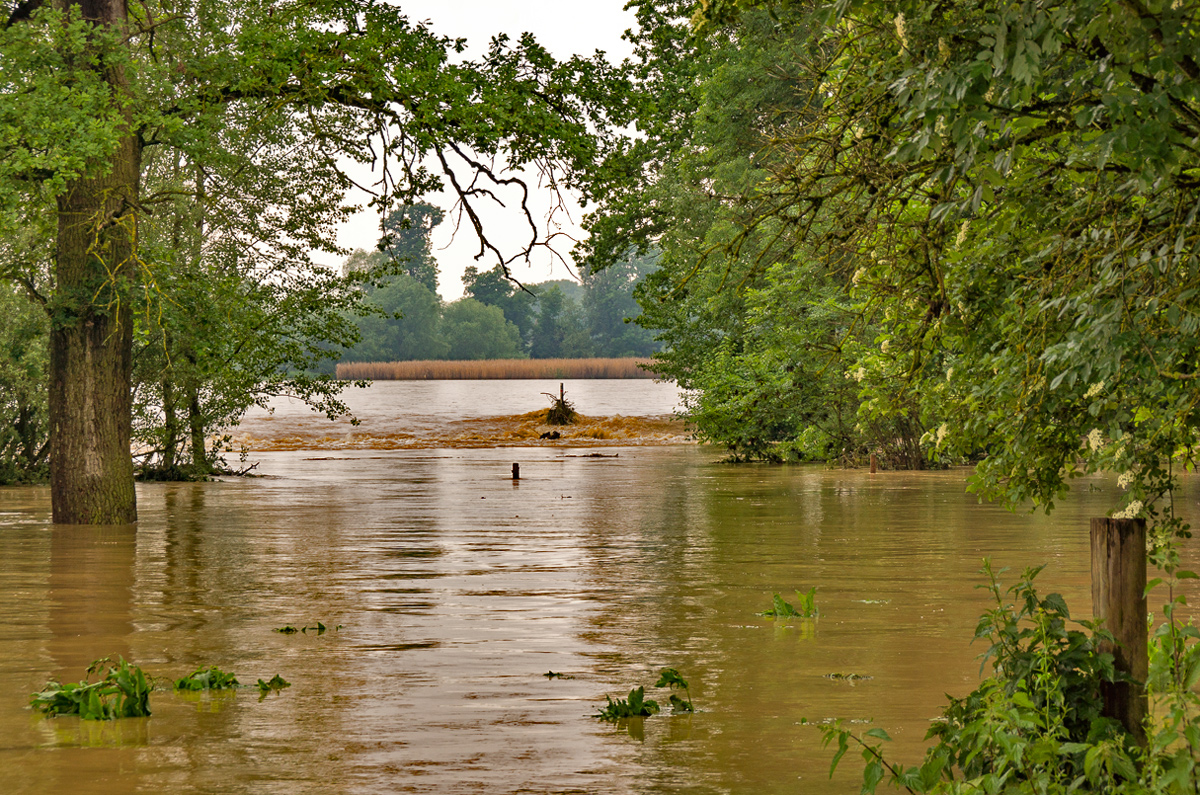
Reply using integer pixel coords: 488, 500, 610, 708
2, 381, 1196, 794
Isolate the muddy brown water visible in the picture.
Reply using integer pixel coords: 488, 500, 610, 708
2, 382, 1197, 794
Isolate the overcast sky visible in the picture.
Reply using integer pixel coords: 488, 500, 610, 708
324, 1, 638, 301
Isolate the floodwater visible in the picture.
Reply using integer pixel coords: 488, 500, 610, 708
229, 379, 690, 450
1, 380, 1197, 794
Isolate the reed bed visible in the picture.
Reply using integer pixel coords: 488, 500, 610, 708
337, 358, 660, 380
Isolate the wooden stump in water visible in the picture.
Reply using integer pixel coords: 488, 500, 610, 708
1090, 517, 1148, 744
512, 463, 520, 480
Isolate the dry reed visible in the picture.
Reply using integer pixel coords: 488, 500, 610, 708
336, 358, 660, 380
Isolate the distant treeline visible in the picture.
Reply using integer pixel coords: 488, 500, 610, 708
335, 205, 662, 365
338, 358, 657, 380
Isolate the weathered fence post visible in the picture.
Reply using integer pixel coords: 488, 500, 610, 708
1090, 517, 1148, 744
512, 463, 520, 480
869, 453, 877, 474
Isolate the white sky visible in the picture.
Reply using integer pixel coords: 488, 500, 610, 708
322, 1, 637, 301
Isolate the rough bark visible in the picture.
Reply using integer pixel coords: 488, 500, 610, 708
48, 0, 140, 524
1090, 517, 1149, 744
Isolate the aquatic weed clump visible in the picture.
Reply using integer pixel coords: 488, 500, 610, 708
595, 668, 696, 721
174, 666, 240, 691
30, 657, 152, 720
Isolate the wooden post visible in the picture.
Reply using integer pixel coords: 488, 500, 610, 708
512, 463, 520, 480
560, 383, 564, 401
1090, 517, 1147, 744
869, 453, 877, 474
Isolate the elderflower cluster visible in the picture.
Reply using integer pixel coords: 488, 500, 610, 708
853, 367, 867, 382
956, 221, 969, 247
1084, 380, 1105, 399
894, 13, 908, 48
1086, 428, 1104, 452
936, 423, 949, 445
1113, 500, 1144, 520
881, 339, 890, 353
946, 367, 954, 381
1117, 470, 1136, 489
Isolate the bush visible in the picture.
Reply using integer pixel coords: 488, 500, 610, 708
821, 562, 1200, 793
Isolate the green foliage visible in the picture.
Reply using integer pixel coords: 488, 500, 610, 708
759, 588, 819, 618
655, 668, 694, 712
30, 658, 152, 720
441, 298, 526, 360
581, 251, 661, 358
256, 675, 292, 697
343, 272, 449, 363
0, 0, 636, 512
378, 203, 444, 294
529, 284, 594, 359
820, 563, 1200, 793
275, 625, 300, 635
462, 264, 537, 344
174, 666, 240, 692
596, 686, 660, 721
0, 286, 48, 484
596, 668, 697, 721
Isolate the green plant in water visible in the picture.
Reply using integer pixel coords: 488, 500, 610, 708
656, 667, 694, 712
30, 657, 152, 720
824, 673, 873, 683
543, 671, 574, 679
759, 587, 818, 618
174, 666, 240, 691
595, 686, 659, 721
814, 562, 1200, 793
257, 674, 291, 698
275, 625, 299, 634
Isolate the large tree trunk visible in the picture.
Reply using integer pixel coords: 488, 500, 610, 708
49, 0, 140, 524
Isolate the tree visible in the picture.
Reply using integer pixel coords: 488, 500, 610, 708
462, 264, 536, 344
581, 2, 921, 462
378, 202, 444, 293
528, 284, 594, 358
1, 1, 630, 523
0, 285, 49, 483
440, 298, 525, 360
581, 251, 660, 358
684, 0, 1200, 536
343, 273, 448, 362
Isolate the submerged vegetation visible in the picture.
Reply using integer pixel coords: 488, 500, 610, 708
596, 669, 695, 721
174, 667, 240, 692
257, 675, 292, 696
30, 658, 152, 720
758, 588, 819, 619
31, 659, 293, 719
596, 686, 660, 721
821, 564, 1200, 793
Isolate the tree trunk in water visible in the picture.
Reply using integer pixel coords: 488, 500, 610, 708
161, 376, 178, 471
187, 380, 208, 476
48, 0, 140, 524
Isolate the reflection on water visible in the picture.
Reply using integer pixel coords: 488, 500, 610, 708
2, 446, 1197, 794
